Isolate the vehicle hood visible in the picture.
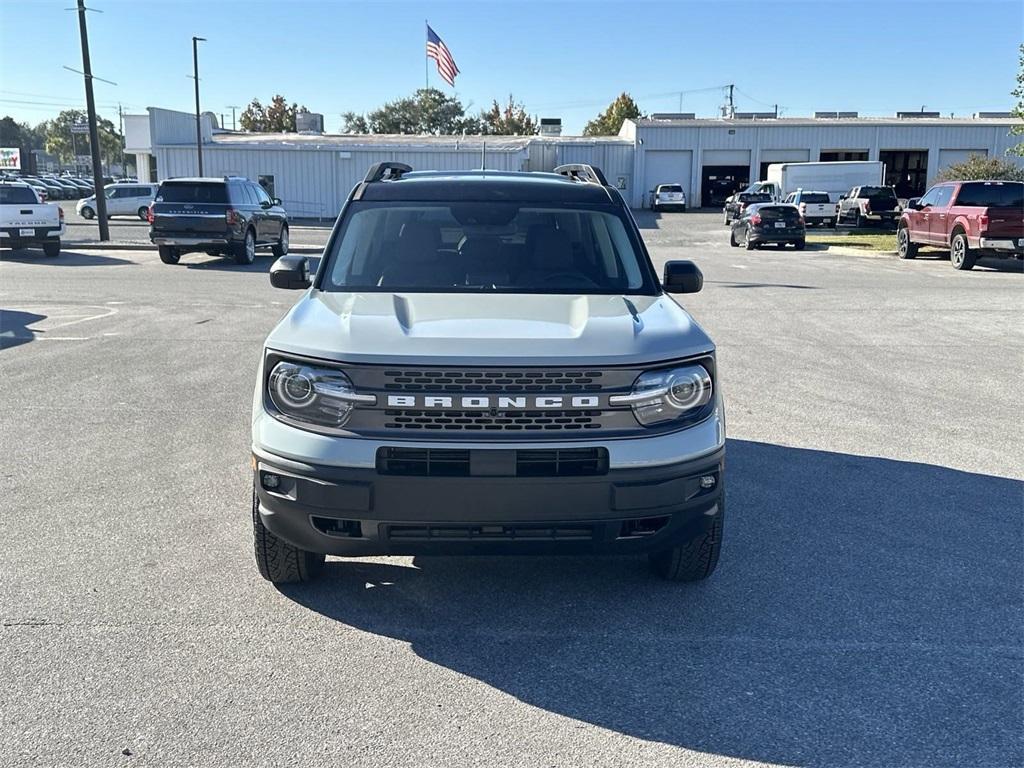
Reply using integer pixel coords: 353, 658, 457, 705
266, 291, 714, 366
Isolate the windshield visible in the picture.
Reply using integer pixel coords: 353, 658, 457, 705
321, 201, 658, 295
954, 181, 1024, 208
860, 186, 896, 198
156, 182, 228, 204
0, 186, 39, 204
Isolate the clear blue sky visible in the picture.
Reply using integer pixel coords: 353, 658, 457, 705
1, 0, 1020, 135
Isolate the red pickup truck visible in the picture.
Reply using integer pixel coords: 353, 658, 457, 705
897, 180, 1024, 270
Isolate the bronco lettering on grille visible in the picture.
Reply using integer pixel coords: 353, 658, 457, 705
385, 394, 601, 410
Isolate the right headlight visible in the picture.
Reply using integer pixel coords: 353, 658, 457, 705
610, 364, 713, 426
266, 360, 375, 430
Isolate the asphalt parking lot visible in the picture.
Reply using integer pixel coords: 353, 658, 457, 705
1, 211, 1021, 767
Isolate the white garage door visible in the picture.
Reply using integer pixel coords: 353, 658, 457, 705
703, 149, 751, 166
938, 149, 987, 171
761, 149, 810, 163
643, 150, 693, 203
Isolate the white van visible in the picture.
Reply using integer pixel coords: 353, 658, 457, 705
77, 183, 158, 221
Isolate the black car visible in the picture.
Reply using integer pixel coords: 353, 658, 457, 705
729, 203, 806, 250
149, 176, 289, 265
723, 192, 773, 224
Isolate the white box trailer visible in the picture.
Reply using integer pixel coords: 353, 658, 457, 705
765, 161, 884, 203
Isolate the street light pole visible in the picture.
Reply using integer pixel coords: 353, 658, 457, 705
76, 0, 109, 241
192, 36, 205, 176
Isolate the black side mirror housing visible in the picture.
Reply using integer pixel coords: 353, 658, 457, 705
663, 260, 703, 294
270, 254, 311, 289
906, 198, 922, 210
260, 199, 272, 209
272, 197, 282, 206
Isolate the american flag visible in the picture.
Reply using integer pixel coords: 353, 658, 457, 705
426, 24, 459, 87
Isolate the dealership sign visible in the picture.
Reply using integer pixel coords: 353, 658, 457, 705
0, 147, 21, 170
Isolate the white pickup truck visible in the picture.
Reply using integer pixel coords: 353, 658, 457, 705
783, 190, 837, 227
0, 181, 64, 257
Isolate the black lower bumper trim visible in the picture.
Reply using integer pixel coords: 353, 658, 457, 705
255, 447, 724, 556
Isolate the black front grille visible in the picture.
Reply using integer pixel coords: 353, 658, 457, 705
382, 369, 604, 392
387, 523, 596, 542
383, 409, 601, 432
376, 447, 608, 477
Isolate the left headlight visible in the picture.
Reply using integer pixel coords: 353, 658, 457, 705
267, 360, 375, 429
610, 363, 713, 427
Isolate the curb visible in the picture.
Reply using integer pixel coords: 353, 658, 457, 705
823, 246, 897, 259
64, 242, 323, 255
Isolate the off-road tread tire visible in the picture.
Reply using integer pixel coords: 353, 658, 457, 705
252, 488, 324, 583
649, 497, 724, 582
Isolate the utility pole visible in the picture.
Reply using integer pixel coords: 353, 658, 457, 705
227, 105, 239, 131
727, 84, 735, 119
118, 102, 125, 176
192, 36, 205, 175
75, 0, 109, 240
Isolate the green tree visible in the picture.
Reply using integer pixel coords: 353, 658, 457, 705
934, 154, 1024, 182
1010, 43, 1024, 156
240, 95, 308, 132
340, 111, 369, 134
347, 88, 479, 135
479, 94, 537, 135
41, 110, 121, 165
583, 93, 642, 136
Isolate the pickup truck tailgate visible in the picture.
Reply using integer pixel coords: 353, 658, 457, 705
982, 206, 1024, 238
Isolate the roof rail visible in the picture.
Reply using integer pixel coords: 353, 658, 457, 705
364, 162, 413, 183
553, 163, 609, 187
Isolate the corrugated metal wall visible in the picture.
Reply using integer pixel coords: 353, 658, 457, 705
156, 145, 529, 221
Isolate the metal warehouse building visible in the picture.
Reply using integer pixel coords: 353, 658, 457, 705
125, 107, 1021, 214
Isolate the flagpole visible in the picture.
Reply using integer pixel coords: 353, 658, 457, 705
424, 20, 429, 90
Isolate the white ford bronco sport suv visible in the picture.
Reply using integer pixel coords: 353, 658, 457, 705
251, 163, 725, 583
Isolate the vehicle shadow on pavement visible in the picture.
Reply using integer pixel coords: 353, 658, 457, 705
0, 250, 135, 266
184, 256, 321, 273
278, 439, 1023, 767
0, 309, 46, 350
705, 280, 817, 290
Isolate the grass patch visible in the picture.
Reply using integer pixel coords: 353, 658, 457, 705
806, 232, 897, 252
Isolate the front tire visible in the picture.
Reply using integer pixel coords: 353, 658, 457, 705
853, 210, 862, 229
43, 239, 60, 258
950, 232, 975, 271
897, 226, 918, 259
793, 239, 805, 250
649, 496, 724, 582
272, 225, 289, 258
158, 245, 180, 264
252, 488, 325, 583
137, 207, 149, 221
81, 206, 95, 220
234, 228, 256, 265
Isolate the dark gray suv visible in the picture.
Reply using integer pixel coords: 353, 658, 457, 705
149, 176, 288, 265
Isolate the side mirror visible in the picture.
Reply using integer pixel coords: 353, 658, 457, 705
663, 260, 703, 294
260, 199, 272, 209
272, 197, 282, 206
838, 195, 847, 201
270, 254, 311, 289
906, 198, 922, 210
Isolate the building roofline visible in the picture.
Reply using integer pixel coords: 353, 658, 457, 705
627, 117, 1023, 128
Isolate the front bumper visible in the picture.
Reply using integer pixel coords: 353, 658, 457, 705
255, 445, 724, 557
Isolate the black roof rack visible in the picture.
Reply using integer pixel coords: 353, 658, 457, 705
364, 162, 413, 183
553, 164, 609, 187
